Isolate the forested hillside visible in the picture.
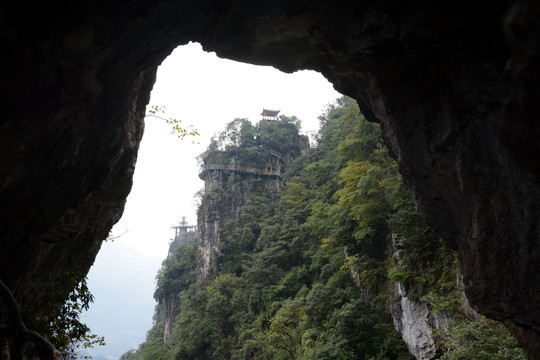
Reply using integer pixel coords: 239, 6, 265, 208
121, 97, 525, 360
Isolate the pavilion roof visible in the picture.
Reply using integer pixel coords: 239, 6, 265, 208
261, 108, 280, 117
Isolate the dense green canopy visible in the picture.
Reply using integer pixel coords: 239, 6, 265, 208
121, 97, 524, 360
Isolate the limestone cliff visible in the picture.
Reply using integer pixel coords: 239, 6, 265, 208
197, 119, 308, 282
390, 236, 486, 360
197, 168, 282, 281
158, 119, 308, 348
390, 238, 450, 359
392, 280, 450, 360
162, 221, 198, 348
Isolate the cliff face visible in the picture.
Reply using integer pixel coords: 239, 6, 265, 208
162, 225, 198, 348
392, 281, 450, 360
197, 169, 282, 281
197, 119, 308, 282
390, 240, 451, 360
0, 0, 538, 355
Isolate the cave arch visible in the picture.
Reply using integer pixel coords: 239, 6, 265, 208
0, 0, 538, 356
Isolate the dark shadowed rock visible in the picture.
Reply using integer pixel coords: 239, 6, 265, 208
0, 0, 538, 356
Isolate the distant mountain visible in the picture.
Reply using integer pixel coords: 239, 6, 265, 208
82, 241, 163, 360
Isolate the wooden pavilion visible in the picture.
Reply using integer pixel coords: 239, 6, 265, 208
261, 108, 280, 121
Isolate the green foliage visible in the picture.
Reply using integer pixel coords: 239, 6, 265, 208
125, 97, 524, 360
199, 117, 307, 170
31, 272, 105, 360
440, 317, 527, 360
119, 320, 168, 360
121, 237, 198, 360
154, 235, 198, 304
387, 268, 410, 283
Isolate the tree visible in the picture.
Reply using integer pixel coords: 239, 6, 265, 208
36, 272, 105, 360
440, 317, 526, 360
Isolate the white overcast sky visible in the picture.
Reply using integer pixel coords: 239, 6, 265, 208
85, 42, 341, 359
110, 42, 341, 258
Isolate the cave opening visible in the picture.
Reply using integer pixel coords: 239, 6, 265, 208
1, 1, 538, 357
81, 42, 341, 359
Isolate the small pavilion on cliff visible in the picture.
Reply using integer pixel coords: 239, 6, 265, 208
171, 216, 197, 238
261, 108, 280, 121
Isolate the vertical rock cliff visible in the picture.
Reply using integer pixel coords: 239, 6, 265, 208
392, 281, 449, 360
196, 118, 309, 283
157, 117, 309, 350
197, 168, 283, 281
389, 234, 508, 360
161, 220, 198, 349
390, 237, 451, 359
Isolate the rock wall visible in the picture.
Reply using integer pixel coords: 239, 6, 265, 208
390, 240, 450, 359
197, 169, 230, 281
162, 289, 180, 349
197, 169, 282, 282
390, 240, 483, 360
197, 121, 307, 282
161, 227, 198, 348
392, 281, 450, 360
0, 0, 538, 355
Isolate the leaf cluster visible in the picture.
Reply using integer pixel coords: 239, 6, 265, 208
147, 105, 200, 142
26, 271, 105, 359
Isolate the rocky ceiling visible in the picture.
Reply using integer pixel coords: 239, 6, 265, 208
0, 0, 538, 357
